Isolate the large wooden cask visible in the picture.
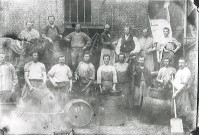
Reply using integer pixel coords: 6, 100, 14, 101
63, 99, 93, 127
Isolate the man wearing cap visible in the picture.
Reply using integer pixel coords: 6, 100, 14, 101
42, 16, 63, 70
0, 53, 18, 102
48, 55, 72, 107
64, 24, 91, 72
99, 24, 117, 66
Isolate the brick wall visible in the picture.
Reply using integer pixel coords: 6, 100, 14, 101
0, 0, 149, 39
100, 0, 149, 39
0, 0, 64, 35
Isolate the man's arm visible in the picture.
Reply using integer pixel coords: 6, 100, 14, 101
24, 63, 33, 89
112, 67, 117, 91
48, 66, 57, 87
84, 34, 92, 48
156, 69, 164, 83
67, 68, 73, 92
82, 66, 95, 91
172, 69, 191, 98
24, 72, 33, 90
97, 67, 103, 93
11, 65, 18, 91
130, 37, 140, 54
101, 34, 111, 46
173, 38, 181, 53
64, 33, 72, 42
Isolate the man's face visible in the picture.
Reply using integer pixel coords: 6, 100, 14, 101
124, 27, 130, 35
0, 54, 6, 63
104, 56, 110, 65
118, 55, 125, 63
75, 24, 81, 32
48, 17, 55, 25
84, 54, 90, 62
142, 29, 148, 37
58, 57, 65, 64
163, 59, 169, 67
139, 58, 145, 66
26, 22, 33, 31
104, 27, 109, 33
179, 59, 185, 69
32, 53, 38, 62
163, 29, 169, 37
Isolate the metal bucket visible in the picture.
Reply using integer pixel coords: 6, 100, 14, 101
63, 99, 93, 127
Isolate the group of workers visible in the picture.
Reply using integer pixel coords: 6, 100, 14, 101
0, 15, 194, 129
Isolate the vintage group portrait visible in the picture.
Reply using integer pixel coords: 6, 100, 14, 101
0, 0, 198, 134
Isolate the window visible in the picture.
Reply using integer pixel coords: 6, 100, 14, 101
64, 0, 91, 23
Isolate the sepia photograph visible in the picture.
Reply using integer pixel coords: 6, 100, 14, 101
0, 0, 198, 134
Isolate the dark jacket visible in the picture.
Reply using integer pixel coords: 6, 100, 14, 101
134, 66, 152, 87
120, 34, 135, 53
100, 32, 114, 50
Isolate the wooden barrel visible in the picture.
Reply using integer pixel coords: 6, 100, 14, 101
149, 87, 171, 100
140, 97, 171, 125
22, 87, 61, 113
98, 95, 125, 126
63, 99, 93, 127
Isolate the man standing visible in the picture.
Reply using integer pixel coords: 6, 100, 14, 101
99, 24, 117, 66
22, 52, 46, 98
134, 57, 152, 107
139, 28, 156, 72
156, 58, 176, 97
19, 21, 40, 42
42, 16, 63, 70
74, 52, 95, 97
157, 27, 181, 67
116, 26, 140, 62
97, 54, 117, 94
64, 24, 91, 72
48, 56, 72, 106
0, 53, 18, 102
114, 53, 130, 109
172, 58, 192, 129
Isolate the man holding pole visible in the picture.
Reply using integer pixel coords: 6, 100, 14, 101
172, 58, 193, 130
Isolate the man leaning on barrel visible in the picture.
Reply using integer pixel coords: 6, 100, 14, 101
21, 51, 46, 98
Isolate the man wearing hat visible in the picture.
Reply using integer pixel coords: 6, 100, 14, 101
99, 24, 117, 66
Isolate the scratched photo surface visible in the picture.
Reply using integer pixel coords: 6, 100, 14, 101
0, 0, 198, 134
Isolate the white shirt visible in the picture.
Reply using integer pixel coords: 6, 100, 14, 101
173, 67, 191, 90
24, 61, 46, 80
48, 64, 72, 82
